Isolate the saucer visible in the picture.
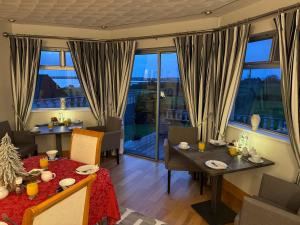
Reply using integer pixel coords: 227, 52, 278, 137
48, 157, 59, 161
248, 157, 264, 164
178, 145, 190, 150
75, 165, 99, 175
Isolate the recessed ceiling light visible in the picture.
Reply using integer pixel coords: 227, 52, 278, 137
204, 10, 212, 15
8, 19, 16, 22
100, 25, 108, 30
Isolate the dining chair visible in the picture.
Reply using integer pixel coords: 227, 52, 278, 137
86, 116, 122, 165
0, 120, 37, 158
70, 128, 104, 165
22, 174, 96, 225
235, 174, 300, 225
164, 126, 204, 194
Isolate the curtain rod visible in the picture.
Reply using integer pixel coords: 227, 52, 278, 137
2, 2, 300, 42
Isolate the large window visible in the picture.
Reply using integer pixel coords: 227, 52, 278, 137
33, 49, 88, 109
230, 35, 287, 135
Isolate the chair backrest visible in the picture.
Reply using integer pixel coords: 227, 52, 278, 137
168, 126, 198, 145
259, 174, 300, 214
22, 174, 96, 225
70, 129, 104, 165
106, 117, 122, 132
0, 121, 13, 141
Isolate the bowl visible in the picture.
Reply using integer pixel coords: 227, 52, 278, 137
46, 150, 58, 160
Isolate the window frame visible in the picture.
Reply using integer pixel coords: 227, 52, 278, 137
39, 47, 75, 71
229, 31, 288, 137
33, 47, 89, 110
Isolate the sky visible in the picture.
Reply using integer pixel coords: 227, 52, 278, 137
39, 38, 278, 87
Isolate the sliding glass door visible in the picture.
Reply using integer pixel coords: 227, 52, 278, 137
124, 50, 188, 160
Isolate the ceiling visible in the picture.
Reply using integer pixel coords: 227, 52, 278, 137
0, 0, 258, 30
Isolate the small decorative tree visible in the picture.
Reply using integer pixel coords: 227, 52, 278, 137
0, 133, 26, 190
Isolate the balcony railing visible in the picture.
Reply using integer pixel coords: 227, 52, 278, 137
32, 96, 89, 109
232, 114, 288, 134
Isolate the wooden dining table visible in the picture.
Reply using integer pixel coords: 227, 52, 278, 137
173, 144, 274, 225
0, 156, 120, 225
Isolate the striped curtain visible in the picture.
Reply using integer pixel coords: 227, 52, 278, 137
9, 37, 42, 131
210, 24, 250, 140
175, 24, 250, 141
67, 40, 136, 124
275, 9, 300, 184
174, 34, 214, 141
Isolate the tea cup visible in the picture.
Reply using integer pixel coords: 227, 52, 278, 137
251, 154, 262, 163
179, 142, 188, 148
41, 171, 56, 182
46, 150, 58, 160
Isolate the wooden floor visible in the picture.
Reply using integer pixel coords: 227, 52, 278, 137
102, 154, 236, 225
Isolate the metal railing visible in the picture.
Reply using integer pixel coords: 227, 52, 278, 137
232, 114, 288, 134
32, 96, 89, 109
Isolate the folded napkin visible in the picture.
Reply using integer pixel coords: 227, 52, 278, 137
209, 139, 227, 146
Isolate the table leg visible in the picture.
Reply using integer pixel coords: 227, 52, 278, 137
191, 175, 236, 225
211, 175, 223, 213
55, 133, 63, 157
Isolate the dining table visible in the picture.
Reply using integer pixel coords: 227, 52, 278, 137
173, 143, 274, 225
32, 123, 83, 157
0, 156, 120, 225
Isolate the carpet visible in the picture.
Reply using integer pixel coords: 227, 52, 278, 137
101, 207, 168, 225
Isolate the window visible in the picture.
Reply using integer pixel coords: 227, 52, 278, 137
230, 35, 287, 135
33, 49, 88, 109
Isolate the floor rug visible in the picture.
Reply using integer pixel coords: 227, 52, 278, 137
101, 207, 167, 225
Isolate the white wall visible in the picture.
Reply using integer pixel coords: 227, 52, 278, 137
0, 22, 14, 127
0, 0, 299, 193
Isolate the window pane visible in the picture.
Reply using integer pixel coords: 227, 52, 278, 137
245, 39, 272, 63
159, 52, 189, 159
124, 54, 158, 159
65, 51, 74, 67
40, 51, 60, 66
230, 68, 287, 134
33, 69, 88, 109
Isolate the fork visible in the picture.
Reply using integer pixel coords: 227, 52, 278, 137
2, 213, 19, 225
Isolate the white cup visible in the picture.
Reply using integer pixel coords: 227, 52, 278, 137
46, 150, 58, 160
251, 154, 261, 163
179, 142, 188, 148
41, 171, 56, 182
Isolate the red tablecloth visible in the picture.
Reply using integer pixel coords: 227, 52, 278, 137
0, 156, 120, 225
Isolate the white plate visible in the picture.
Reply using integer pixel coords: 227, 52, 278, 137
0, 222, 8, 225
59, 178, 75, 188
205, 160, 228, 170
75, 165, 99, 175
248, 157, 264, 164
209, 139, 227, 146
178, 144, 190, 150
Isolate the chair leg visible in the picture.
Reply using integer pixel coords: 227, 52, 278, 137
116, 149, 119, 165
200, 172, 204, 195
167, 170, 171, 194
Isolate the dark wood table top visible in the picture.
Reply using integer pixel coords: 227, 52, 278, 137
173, 144, 274, 176
31, 123, 83, 136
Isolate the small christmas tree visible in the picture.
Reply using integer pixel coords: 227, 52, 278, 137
0, 133, 26, 190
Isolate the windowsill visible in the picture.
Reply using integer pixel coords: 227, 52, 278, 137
227, 122, 290, 144
31, 107, 91, 112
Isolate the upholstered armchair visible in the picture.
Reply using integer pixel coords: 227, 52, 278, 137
0, 121, 38, 158
164, 126, 203, 194
235, 174, 300, 225
87, 116, 122, 165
